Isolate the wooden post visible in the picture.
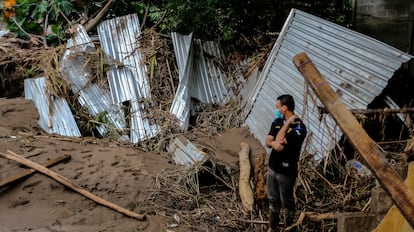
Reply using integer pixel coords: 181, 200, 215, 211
293, 52, 414, 228
0, 150, 146, 221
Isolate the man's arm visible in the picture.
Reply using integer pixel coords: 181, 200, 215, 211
265, 135, 275, 148
274, 116, 294, 143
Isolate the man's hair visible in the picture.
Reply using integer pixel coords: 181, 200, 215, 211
277, 94, 295, 111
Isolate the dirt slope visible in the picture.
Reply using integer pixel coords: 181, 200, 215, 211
0, 98, 266, 231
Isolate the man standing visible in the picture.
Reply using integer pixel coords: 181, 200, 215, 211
265, 94, 307, 231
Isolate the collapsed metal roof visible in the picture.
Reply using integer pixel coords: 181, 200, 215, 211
190, 39, 234, 104
24, 77, 81, 137
170, 32, 234, 130
244, 9, 413, 159
170, 32, 194, 130
60, 25, 129, 139
58, 15, 161, 143
97, 14, 159, 142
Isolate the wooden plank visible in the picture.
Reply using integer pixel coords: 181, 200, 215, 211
292, 52, 414, 228
373, 163, 414, 232
0, 149, 146, 221
0, 154, 71, 188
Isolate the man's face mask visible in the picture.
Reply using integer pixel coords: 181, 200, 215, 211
275, 109, 283, 119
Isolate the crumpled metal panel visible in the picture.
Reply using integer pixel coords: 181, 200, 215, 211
170, 32, 234, 130
60, 25, 129, 139
190, 39, 233, 104
97, 14, 159, 143
169, 32, 193, 130
97, 14, 150, 103
76, 84, 128, 138
129, 100, 159, 142
24, 77, 81, 137
168, 135, 205, 166
245, 9, 413, 159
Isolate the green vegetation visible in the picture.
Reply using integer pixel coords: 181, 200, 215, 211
1, 0, 352, 44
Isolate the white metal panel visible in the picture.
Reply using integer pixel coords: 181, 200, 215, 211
97, 14, 159, 142
245, 9, 413, 159
170, 32, 193, 130
60, 25, 129, 140
24, 77, 81, 137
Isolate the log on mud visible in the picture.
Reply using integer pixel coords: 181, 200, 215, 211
253, 152, 267, 204
239, 142, 254, 212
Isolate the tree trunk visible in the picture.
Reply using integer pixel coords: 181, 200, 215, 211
253, 152, 267, 204
239, 142, 254, 212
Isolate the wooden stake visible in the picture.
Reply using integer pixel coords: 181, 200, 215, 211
293, 52, 414, 228
0, 149, 146, 221
238, 142, 254, 212
0, 154, 71, 188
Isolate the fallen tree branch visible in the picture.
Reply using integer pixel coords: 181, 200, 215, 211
0, 149, 146, 221
84, 0, 116, 32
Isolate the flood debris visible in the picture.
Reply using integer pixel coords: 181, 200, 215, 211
244, 8, 413, 160
167, 135, 206, 166
293, 52, 414, 228
373, 163, 414, 231
24, 77, 81, 137
170, 32, 235, 131
60, 24, 129, 140
97, 14, 160, 142
1, 6, 414, 231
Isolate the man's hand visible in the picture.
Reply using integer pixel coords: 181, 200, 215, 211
271, 138, 287, 152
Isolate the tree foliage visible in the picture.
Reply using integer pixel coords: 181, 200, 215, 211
0, 0, 352, 44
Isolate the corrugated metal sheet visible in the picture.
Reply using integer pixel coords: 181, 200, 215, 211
97, 14, 150, 103
168, 135, 206, 166
76, 84, 128, 138
24, 77, 81, 137
190, 39, 233, 104
97, 14, 159, 143
245, 9, 413, 159
170, 32, 193, 130
60, 25, 129, 139
170, 32, 235, 130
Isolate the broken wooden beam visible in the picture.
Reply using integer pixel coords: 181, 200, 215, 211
293, 52, 414, 228
0, 154, 71, 188
0, 149, 146, 221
